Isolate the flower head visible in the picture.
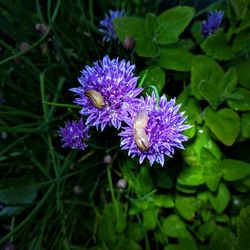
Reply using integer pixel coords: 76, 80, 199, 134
59, 120, 90, 150
99, 10, 126, 42
70, 55, 142, 131
202, 11, 224, 37
119, 93, 191, 166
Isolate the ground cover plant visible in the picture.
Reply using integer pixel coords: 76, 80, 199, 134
0, 0, 250, 249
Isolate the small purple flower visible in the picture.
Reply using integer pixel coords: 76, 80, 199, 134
59, 120, 90, 150
119, 93, 191, 166
202, 11, 224, 37
70, 55, 142, 131
99, 10, 126, 42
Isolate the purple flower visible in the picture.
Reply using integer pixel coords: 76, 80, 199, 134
70, 55, 142, 131
202, 11, 224, 37
59, 120, 90, 150
119, 93, 191, 166
99, 10, 126, 42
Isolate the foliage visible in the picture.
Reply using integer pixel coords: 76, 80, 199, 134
0, 0, 250, 249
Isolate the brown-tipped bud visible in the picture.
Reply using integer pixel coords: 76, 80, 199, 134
19, 42, 30, 52
123, 36, 136, 51
117, 179, 127, 190
103, 155, 112, 164
35, 23, 48, 35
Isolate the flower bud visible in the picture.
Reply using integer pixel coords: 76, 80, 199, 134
19, 42, 30, 52
117, 179, 127, 189
35, 23, 48, 35
103, 155, 112, 164
123, 36, 136, 50
73, 185, 83, 195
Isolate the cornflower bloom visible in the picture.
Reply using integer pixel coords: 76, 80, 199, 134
59, 120, 90, 150
99, 10, 125, 42
70, 55, 142, 131
119, 93, 191, 166
202, 11, 224, 37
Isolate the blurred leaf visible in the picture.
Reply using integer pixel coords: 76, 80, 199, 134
153, 194, 175, 208
177, 167, 204, 186
137, 167, 154, 195
158, 48, 193, 71
98, 203, 116, 245
164, 245, 183, 250
209, 226, 236, 250
241, 112, 250, 139
176, 183, 198, 193
191, 21, 204, 44
208, 184, 230, 213
116, 238, 142, 250
143, 206, 159, 230
153, 170, 174, 189
162, 214, 186, 237
126, 223, 144, 242
216, 214, 230, 223
114, 200, 127, 233
179, 230, 198, 250
201, 31, 234, 61
156, 6, 194, 45
139, 66, 166, 93
175, 195, 201, 221
113, 17, 158, 57
227, 87, 250, 111
191, 55, 223, 101
236, 205, 250, 250
233, 59, 250, 89
220, 159, 250, 181
228, 0, 248, 21
198, 220, 216, 239
204, 107, 240, 146
231, 29, 250, 53
0, 177, 37, 217
145, 13, 159, 37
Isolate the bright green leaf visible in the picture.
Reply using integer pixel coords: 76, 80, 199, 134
204, 107, 240, 146
114, 200, 127, 233
153, 194, 175, 208
145, 13, 159, 37
227, 87, 250, 111
143, 206, 159, 230
162, 214, 186, 237
220, 159, 250, 181
156, 6, 194, 44
177, 167, 204, 186
241, 112, 250, 139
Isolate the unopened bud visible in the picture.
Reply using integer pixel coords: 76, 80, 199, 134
123, 36, 136, 50
73, 185, 83, 195
117, 179, 127, 189
19, 42, 30, 52
103, 155, 112, 164
35, 23, 48, 35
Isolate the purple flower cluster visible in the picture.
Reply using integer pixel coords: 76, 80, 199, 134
59, 54, 191, 166
202, 11, 224, 37
59, 120, 89, 150
99, 10, 126, 42
119, 94, 191, 166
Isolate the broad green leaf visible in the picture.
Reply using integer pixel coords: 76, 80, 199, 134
241, 112, 250, 139
0, 178, 37, 217
153, 194, 175, 208
234, 59, 250, 89
201, 31, 234, 61
179, 230, 198, 250
228, 0, 248, 21
126, 223, 144, 242
191, 55, 224, 101
114, 200, 127, 233
177, 167, 204, 186
198, 220, 216, 238
204, 107, 240, 146
208, 184, 230, 213
231, 29, 250, 53
158, 48, 193, 71
227, 87, 250, 111
162, 214, 186, 237
137, 167, 154, 195
191, 21, 204, 44
139, 66, 166, 93
143, 206, 159, 230
176, 183, 198, 193
209, 226, 236, 250
145, 13, 159, 37
98, 203, 116, 245
113, 17, 158, 57
220, 159, 250, 181
175, 195, 201, 221
156, 6, 194, 45
216, 214, 230, 223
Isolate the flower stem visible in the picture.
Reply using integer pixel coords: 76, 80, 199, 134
147, 85, 160, 109
107, 164, 115, 202
138, 70, 148, 88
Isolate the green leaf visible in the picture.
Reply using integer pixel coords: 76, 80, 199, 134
191, 21, 204, 44
137, 167, 154, 195
201, 31, 234, 61
162, 214, 186, 237
241, 112, 250, 139
113, 17, 158, 57
153, 194, 175, 208
220, 159, 250, 181
126, 223, 144, 242
114, 200, 127, 233
0, 178, 37, 217
156, 6, 194, 45
158, 48, 193, 71
191, 55, 224, 101
204, 107, 240, 146
175, 195, 201, 221
208, 184, 230, 213
177, 167, 204, 186
228, 0, 248, 21
139, 66, 166, 93
176, 183, 198, 194
98, 203, 116, 245
145, 13, 159, 37
216, 214, 230, 223
198, 220, 216, 238
227, 87, 250, 111
143, 206, 159, 230
234, 59, 250, 89
209, 226, 236, 250
154, 170, 174, 189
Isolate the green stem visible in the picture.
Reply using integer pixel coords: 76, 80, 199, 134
146, 85, 160, 109
107, 164, 115, 202
138, 70, 148, 88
